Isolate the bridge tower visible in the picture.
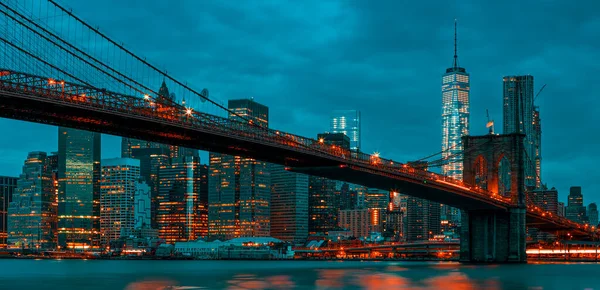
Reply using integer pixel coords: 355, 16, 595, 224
460, 133, 527, 263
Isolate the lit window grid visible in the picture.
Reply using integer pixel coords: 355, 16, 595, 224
441, 71, 470, 181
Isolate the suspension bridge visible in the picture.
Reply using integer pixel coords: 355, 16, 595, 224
0, 0, 595, 263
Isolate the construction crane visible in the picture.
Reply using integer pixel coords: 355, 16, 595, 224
534, 84, 546, 102
486, 109, 494, 135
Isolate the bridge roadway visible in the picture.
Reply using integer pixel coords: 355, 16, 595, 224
0, 69, 594, 237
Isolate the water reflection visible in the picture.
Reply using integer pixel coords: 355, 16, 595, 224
227, 273, 294, 289
124, 280, 176, 290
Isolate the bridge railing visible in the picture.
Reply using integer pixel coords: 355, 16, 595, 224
0, 69, 511, 206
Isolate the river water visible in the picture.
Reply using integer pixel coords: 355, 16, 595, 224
0, 259, 598, 289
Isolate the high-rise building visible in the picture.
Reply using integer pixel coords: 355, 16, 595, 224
365, 188, 389, 209
588, 203, 598, 227
130, 147, 170, 229
100, 158, 143, 246
441, 22, 469, 229
441, 21, 469, 182
566, 186, 586, 224
308, 175, 339, 235
0, 176, 17, 248
384, 191, 404, 241
57, 127, 101, 250
135, 181, 152, 229
405, 161, 440, 241
7, 152, 56, 250
308, 132, 350, 235
330, 110, 360, 152
530, 187, 558, 214
558, 202, 565, 217
502, 75, 536, 188
209, 99, 270, 239
338, 208, 383, 239
270, 164, 308, 243
158, 157, 208, 243
533, 106, 542, 188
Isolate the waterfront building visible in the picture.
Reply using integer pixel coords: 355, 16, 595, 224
0, 176, 17, 248
135, 181, 151, 229
7, 152, 56, 250
566, 186, 587, 224
99, 158, 142, 246
209, 99, 270, 239
130, 147, 170, 229
270, 164, 308, 244
57, 127, 101, 250
158, 157, 208, 243
338, 208, 384, 239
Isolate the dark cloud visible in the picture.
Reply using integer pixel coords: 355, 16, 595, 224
1, 0, 599, 204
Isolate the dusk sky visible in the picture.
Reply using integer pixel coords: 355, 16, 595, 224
1, 0, 599, 203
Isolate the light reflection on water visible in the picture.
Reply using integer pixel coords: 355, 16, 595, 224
0, 260, 597, 290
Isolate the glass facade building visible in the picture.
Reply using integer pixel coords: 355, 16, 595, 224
158, 157, 208, 243
57, 127, 101, 250
0, 176, 17, 248
270, 164, 309, 243
130, 147, 170, 229
7, 152, 56, 250
100, 158, 142, 246
441, 23, 469, 229
502, 75, 536, 188
330, 110, 361, 152
566, 186, 587, 224
209, 99, 270, 239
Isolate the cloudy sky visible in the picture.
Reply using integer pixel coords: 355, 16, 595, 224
1, 0, 599, 204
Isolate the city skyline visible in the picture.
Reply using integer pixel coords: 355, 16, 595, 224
0, 1, 598, 205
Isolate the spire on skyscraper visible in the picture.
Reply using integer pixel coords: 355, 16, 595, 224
453, 19, 459, 69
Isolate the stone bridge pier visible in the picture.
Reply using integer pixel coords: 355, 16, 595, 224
460, 133, 527, 263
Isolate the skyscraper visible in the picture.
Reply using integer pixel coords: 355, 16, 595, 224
441, 21, 470, 181
158, 157, 208, 243
130, 147, 170, 229
441, 21, 469, 229
209, 99, 270, 239
588, 203, 598, 226
0, 176, 17, 248
533, 106, 542, 188
100, 158, 143, 246
566, 186, 586, 224
308, 133, 349, 235
7, 152, 56, 250
330, 110, 360, 152
364, 188, 389, 209
405, 161, 440, 241
57, 127, 101, 250
502, 75, 536, 188
270, 164, 308, 243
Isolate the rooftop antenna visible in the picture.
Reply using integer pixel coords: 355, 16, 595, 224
453, 19, 459, 68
